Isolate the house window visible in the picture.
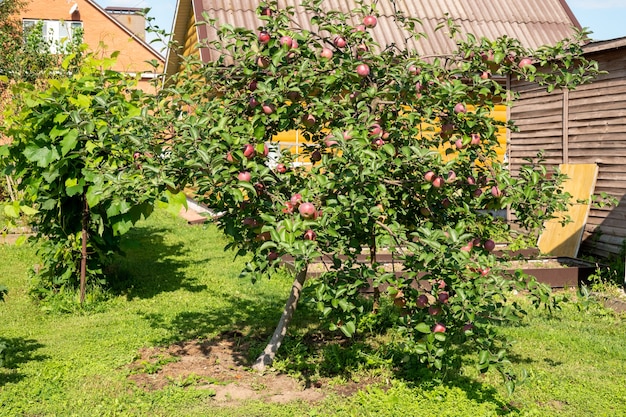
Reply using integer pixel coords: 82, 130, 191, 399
22, 19, 83, 53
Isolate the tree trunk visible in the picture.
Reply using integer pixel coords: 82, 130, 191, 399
79, 193, 89, 305
252, 267, 307, 372
370, 241, 380, 314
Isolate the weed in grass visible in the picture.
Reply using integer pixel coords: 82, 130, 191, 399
135, 355, 180, 375
166, 373, 203, 388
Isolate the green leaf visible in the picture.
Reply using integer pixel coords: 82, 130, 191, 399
197, 148, 211, 164
86, 185, 104, 208
23, 146, 60, 168
19, 205, 38, 215
339, 321, 356, 337
50, 125, 69, 139
60, 129, 79, 156
112, 218, 133, 236
479, 350, 490, 366
73, 94, 92, 108
416, 322, 431, 333
382, 143, 395, 156
4, 204, 20, 218
253, 124, 266, 140
65, 178, 83, 197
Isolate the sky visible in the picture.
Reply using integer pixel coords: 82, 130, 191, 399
569, 0, 626, 41
94, 0, 626, 51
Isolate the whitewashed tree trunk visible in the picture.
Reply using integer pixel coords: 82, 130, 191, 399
252, 267, 307, 371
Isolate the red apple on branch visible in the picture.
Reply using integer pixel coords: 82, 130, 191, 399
290, 194, 303, 206
237, 171, 251, 182
310, 150, 322, 162
262, 103, 275, 115
356, 63, 370, 77
363, 15, 377, 28
249, 96, 259, 108
256, 56, 270, 68
369, 123, 382, 137
282, 201, 295, 214
255, 231, 271, 241
416, 294, 429, 308
303, 229, 317, 240
242, 144, 255, 159
519, 57, 533, 68
242, 217, 259, 228
299, 202, 317, 219
433, 323, 446, 333
320, 48, 333, 59
279, 35, 294, 48
258, 31, 271, 44
432, 176, 444, 188
333, 36, 347, 48
302, 114, 316, 127
408, 64, 420, 75
428, 305, 442, 316
324, 135, 339, 147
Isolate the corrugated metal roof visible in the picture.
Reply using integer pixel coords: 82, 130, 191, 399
167, 0, 580, 74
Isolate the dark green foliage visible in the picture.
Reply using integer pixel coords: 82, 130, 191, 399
1, 52, 174, 299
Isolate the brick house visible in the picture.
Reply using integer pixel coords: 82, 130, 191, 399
17, 0, 165, 92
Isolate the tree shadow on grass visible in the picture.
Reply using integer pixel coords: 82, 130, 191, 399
139, 290, 289, 348
109, 225, 208, 300
0, 337, 48, 387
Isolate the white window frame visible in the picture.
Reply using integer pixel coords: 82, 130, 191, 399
23, 19, 83, 53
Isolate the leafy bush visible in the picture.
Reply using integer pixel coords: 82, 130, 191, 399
1, 51, 173, 303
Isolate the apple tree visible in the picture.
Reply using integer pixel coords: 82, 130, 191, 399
157, 0, 598, 385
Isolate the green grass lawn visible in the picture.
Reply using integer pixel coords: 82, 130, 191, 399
1, 210, 625, 416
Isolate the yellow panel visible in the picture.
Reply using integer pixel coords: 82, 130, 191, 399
269, 105, 508, 163
537, 164, 599, 257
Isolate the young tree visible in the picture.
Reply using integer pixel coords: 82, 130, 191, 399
156, 0, 597, 386
1, 51, 175, 304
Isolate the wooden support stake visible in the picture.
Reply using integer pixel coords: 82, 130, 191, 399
80, 193, 89, 305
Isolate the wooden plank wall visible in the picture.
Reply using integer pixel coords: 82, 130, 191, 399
510, 48, 626, 258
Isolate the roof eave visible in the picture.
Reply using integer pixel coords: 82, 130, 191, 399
165, 0, 194, 79
85, 0, 165, 64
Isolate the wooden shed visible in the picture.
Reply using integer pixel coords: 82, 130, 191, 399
509, 37, 626, 258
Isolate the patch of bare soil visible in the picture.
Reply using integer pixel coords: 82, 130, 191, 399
127, 331, 379, 406
591, 287, 626, 313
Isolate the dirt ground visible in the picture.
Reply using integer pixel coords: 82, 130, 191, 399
127, 331, 373, 405
126, 288, 626, 406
